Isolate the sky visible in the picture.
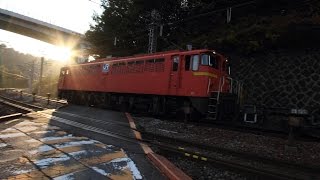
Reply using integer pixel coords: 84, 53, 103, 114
0, 0, 103, 61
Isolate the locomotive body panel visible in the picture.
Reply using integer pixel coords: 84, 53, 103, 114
58, 49, 230, 98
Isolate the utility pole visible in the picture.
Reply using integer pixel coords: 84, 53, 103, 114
38, 57, 44, 95
148, 9, 161, 54
0, 47, 3, 88
29, 59, 35, 93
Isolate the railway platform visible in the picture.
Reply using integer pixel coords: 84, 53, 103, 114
0, 104, 190, 180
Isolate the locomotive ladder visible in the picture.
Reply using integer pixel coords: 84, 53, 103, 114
207, 76, 243, 121
207, 92, 220, 121
207, 76, 224, 121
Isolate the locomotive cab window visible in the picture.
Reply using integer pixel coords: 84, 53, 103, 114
191, 55, 199, 71
201, 53, 218, 69
185, 55, 191, 71
172, 56, 179, 71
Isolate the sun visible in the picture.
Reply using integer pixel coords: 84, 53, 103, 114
44, 46, 73, 62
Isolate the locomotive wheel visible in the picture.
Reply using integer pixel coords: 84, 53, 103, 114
80, 93, 86, 105
120, 101, 129, 112
152, 96, 160, 116
128, 97, 135, 112
87, 93, 94, 106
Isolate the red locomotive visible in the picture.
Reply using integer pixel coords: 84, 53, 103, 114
58, 49, 241, 120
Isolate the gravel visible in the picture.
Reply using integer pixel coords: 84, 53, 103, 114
163, 152, 248, 180
0, 104, 17, 116
134, 116, 320, 167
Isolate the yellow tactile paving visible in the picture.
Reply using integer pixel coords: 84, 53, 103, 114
55, 131, 68, 136
32, 118, 51, 123
37, 145, 84, 156
0, 116, 143, 180
79, 150, 127, 166
11, 139, 43, 149
108, 169, 133, 180
31, 151, 65, 160
14, 126, 39, 132
1, 128, 20, 133
41, 163, 88, 178
7, 171, 49, 180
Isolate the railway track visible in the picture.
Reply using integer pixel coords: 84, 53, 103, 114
147, 133, 319, 180
0, 95, 45, 112
132, 113, 320, 143
38, 111, 320, 180
0, 89, 67, 109
0, 96, 319, 179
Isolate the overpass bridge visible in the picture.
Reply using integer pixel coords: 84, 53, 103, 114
0, 8, 90, 50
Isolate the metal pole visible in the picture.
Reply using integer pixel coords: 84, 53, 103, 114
148, 9, 160, 54
47, 93, 51, 105
29, 59, 35, 93
38, 57, 44, 95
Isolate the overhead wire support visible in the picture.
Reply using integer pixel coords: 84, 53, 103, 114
167, 0, 256, 26
148, 9, 161, 54
227, 7, 232, 23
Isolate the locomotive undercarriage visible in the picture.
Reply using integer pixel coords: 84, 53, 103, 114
58, 90, 204, 119
58, 90, 318, 136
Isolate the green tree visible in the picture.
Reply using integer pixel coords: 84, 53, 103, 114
86, 0, 320, 56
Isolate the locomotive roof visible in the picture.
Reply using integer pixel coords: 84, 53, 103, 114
70, 49, 220, 66
98, 49, 215, 61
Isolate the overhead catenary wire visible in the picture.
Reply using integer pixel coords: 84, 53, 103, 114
89, 0, 317, 54
89, 0, 257, 45
88, 0, 101, 6
166, 0, 256, 26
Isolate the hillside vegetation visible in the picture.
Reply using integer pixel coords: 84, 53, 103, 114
0, 44, 63, 96
86, 0, 320, 57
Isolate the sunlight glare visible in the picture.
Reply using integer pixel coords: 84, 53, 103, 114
46, 46, 72, 62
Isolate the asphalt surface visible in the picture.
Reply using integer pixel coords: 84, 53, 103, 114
0, 105, 165, 180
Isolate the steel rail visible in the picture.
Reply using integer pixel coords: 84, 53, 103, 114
0, 95, 45, 111
8, 89, 67, 105
37, 112, 319, 180
1, 96, 318, 179
38, 108, 320, 178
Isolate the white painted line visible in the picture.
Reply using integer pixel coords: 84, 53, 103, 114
12, 169, 32, 175
29, 130, 53, 134
53, 172, 75, 180
29, 145, 54, 154
69, 150, 88, 158
39, 135, 74, 142
34, 154, 70, 168
54, 140, 97, 149
109, 157, 142, 180
25, 139, 39, 143
92, 166, 110, 176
